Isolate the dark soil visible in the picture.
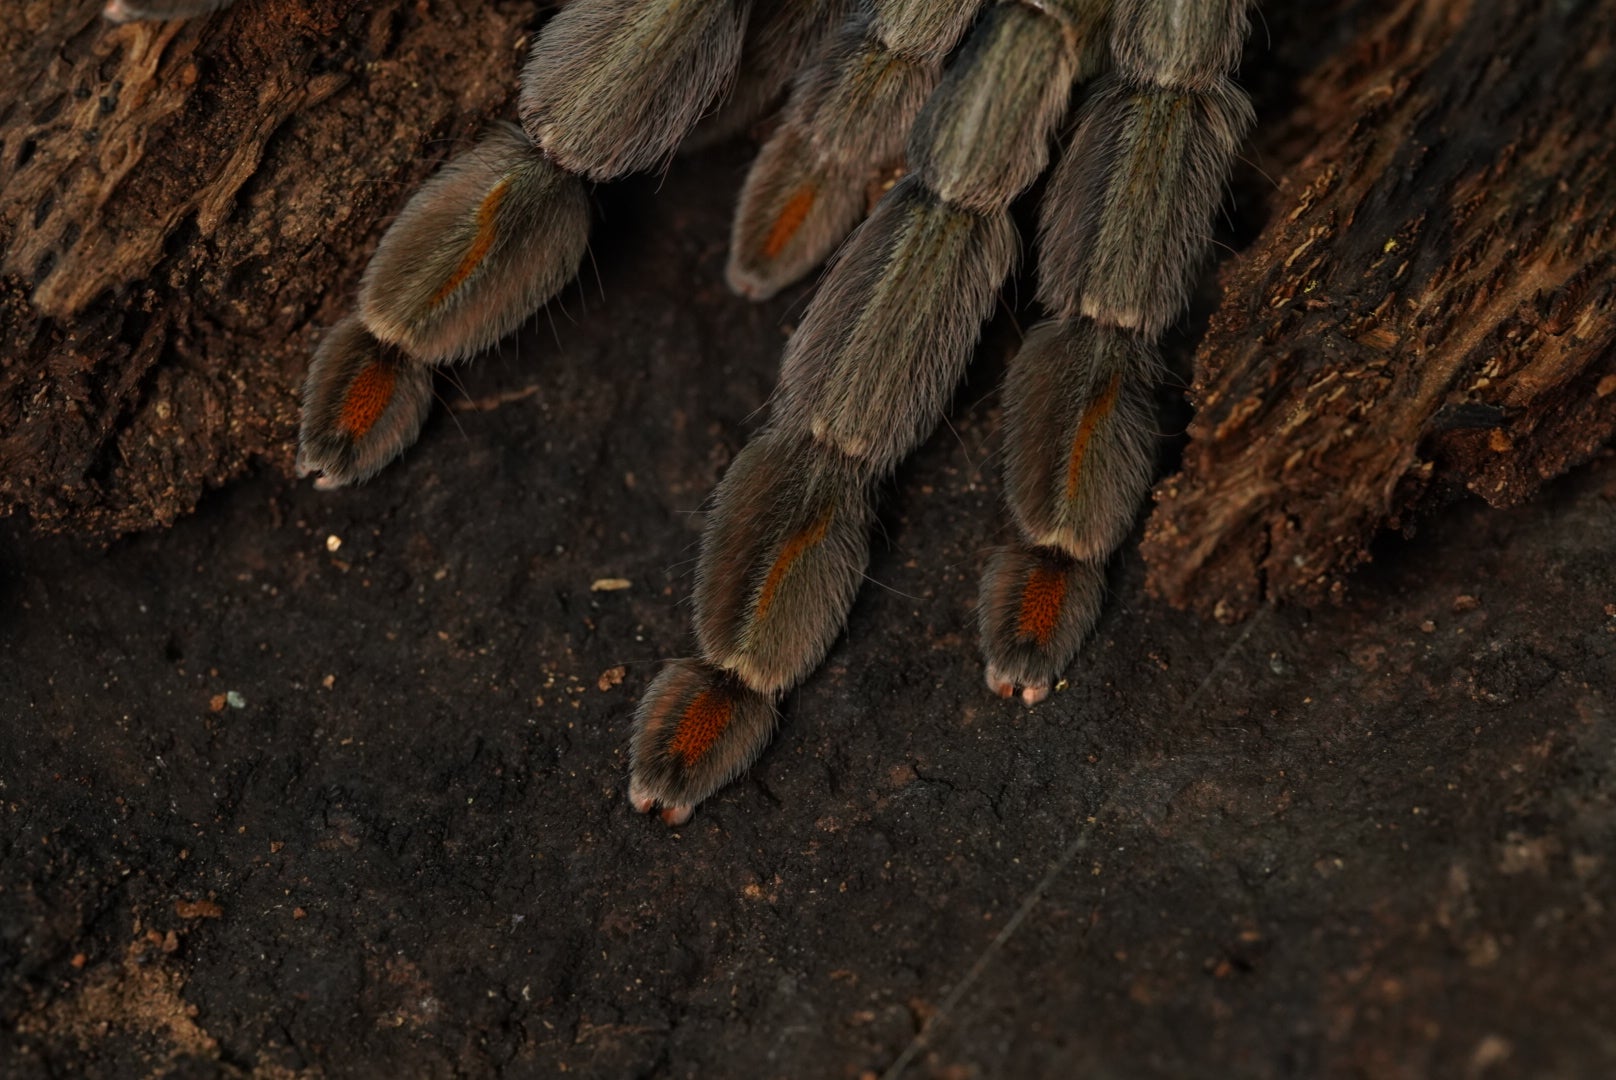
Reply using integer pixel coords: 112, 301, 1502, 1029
3, 151, 1615, 1079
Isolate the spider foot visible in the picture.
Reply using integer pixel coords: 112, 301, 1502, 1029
629, 658, 777, 827
978, 544, 1105, 707
297, 316, 434, 488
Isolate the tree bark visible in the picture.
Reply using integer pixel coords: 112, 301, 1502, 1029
1143, 0, 1616, 619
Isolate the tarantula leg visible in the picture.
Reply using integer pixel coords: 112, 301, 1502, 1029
635, 0, 1107, 821
305, 0, 751, 487
979, 321, 1156, 703
688, 0, 850, 148
358, 124, 591, 363
297, 316, 435, 489
101, 0, 233, 22
773, 175, 1017, 468
627, 431, 871, 820
630, 659, 778, 826
692, 430, 876, 693
773, 0, 1112, 468
300, 126, 589, 487
519, 0, 749, 181
908, 0, 1109, 214
979, 546, 1104, 705
725, 0, 986, 299
979, 0, 1253, 698
1037, 3, 1255, 334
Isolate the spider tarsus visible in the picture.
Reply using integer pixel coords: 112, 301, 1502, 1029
297, 316, 435, 489
978, 546, 1105, 704
628, 658, 778, 824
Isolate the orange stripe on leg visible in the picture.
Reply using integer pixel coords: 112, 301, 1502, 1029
429, 177, 512, 308
761, 184, 817, 260
1015, 563, 1068, 646
339, 361, 397, 438
754, 509, 834, 621
1064, 372, 1123, 501
667, 689, 734, 767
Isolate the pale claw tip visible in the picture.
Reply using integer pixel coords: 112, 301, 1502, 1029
986, 669, 1015, 699
627, 781, 656, 815
1020, 683, 1050, 707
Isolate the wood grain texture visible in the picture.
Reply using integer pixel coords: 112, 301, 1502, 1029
1143, 0, 1616, 619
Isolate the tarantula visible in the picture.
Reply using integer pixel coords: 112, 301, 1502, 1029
109, 0, 1255, 826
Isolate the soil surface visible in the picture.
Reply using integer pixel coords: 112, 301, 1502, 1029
4, 150, 1615, 1079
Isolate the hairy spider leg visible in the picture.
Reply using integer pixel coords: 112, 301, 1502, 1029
686, 0, 851, 149
630, 0, 1111, 824
298, 0, 750, 487
980, 0, 1255, 702
725, 0, 987, 299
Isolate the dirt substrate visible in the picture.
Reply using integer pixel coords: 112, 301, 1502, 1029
3, 156, 1615, 1078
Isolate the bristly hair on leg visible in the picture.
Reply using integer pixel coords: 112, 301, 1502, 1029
688, 0, 851, 148
725, 4, 972, 299
632, 0, 1114, 822
357, 124, 591, 364
297, 316, 436, 489
980, 0, 1253, 705
520, 0, 749, 181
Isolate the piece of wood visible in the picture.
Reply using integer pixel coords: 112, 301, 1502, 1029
1143, 0, 1616, 619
